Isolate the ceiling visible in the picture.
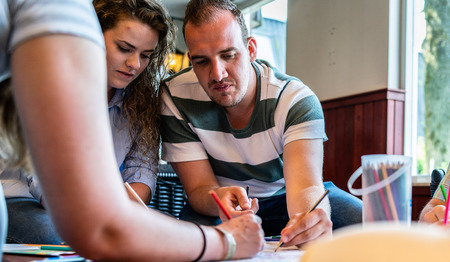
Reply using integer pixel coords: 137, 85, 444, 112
164, 0, 273, 19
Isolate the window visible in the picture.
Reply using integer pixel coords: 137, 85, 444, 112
247, 0, 287, 73
405, 0, 450, 175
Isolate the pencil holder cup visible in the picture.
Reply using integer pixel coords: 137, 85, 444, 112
348, 154, 412, 225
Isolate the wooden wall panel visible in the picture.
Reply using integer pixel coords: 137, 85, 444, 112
321, 88, 405, 193
323, 110, 337, 183
412, 186, 430, 221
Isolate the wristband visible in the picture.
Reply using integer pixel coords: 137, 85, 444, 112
191, 222, 206, 262
215, 227, 236, 260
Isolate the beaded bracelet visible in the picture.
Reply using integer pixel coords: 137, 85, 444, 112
215, 227, 236, 260
191, 221, 206, 262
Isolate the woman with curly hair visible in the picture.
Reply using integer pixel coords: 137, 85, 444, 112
94, 0, 177, 203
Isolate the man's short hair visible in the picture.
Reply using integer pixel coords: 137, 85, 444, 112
183, 0, 249, 44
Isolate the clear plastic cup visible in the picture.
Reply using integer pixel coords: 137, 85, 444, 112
348, 154, 412, 224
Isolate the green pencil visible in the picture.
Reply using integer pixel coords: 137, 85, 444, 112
40, 245, 73, 251
440, 184, 448, 202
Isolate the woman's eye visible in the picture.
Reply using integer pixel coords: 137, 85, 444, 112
118, 46, 130, 53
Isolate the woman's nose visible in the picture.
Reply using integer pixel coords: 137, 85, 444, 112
126, 53, 140, 70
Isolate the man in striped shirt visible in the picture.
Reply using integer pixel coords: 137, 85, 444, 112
161, 0, 362, 247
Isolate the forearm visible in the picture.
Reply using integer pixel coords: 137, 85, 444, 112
76, 203, 227, 261
287, 185, 331, 218
188, 185, 223, 216
11, 35, 230, 261
121, 149, 158, 204
283, 140, 329, 217
170, 161, 222, 216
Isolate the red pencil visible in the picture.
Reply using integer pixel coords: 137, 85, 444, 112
444, 186, 450, 225
210, 191, 232, 220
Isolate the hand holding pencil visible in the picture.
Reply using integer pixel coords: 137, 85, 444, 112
275, 189, 332, 251
419, 163, 450, 225
210, 187, 259, 220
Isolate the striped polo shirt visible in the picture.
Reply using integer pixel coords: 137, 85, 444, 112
161, 60, 327, 198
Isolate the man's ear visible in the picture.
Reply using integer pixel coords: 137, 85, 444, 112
247, 37, 257, 62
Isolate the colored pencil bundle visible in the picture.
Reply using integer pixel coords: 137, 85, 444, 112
362, 161, 411, 223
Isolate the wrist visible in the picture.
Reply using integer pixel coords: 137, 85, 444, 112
191, 222, 206, 262
198, 225, 227, 261
215, 227, 236, 260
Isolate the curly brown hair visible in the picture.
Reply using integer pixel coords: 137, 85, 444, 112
0, 79, 31, 172
94, 0, 176, 164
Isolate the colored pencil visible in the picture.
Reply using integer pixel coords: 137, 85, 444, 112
40, 245, 72, 251
440, 185, 447, 202
380, 163, 399, 221
444, 186, 450, 225
124, 182, 148, 209
264, 235, 281, 241
210, 191, 232, 220
372, 168, 392, 221
31, 255, 84, 262
305, 190, 330, 215
274, 190, 329, 252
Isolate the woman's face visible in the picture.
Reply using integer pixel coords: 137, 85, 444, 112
103, 18, 159, 93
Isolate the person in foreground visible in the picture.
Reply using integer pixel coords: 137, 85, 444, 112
161, 0, 361, 249
0, 0, 264, 260
419, 164, 450, 224
1, 0, 172, 244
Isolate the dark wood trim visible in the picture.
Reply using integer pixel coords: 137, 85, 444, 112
322, 88, 405, 110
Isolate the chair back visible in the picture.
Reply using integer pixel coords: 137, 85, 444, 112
149, 164, 186, 218
430, 168, 445, 197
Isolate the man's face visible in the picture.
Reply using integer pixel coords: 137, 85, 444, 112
185, 10, 256, 108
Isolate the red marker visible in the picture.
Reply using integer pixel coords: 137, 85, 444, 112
210, 191, 232, 220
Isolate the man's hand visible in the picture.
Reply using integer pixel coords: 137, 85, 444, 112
216, 186, 259, 220
279, 208, 332, 248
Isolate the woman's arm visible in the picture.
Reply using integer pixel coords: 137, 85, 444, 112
11, 34, 263, 261
120, 149, 157, 204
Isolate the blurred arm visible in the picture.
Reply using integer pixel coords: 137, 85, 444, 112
10, 35, 231, 261
419, 198, 446, 223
